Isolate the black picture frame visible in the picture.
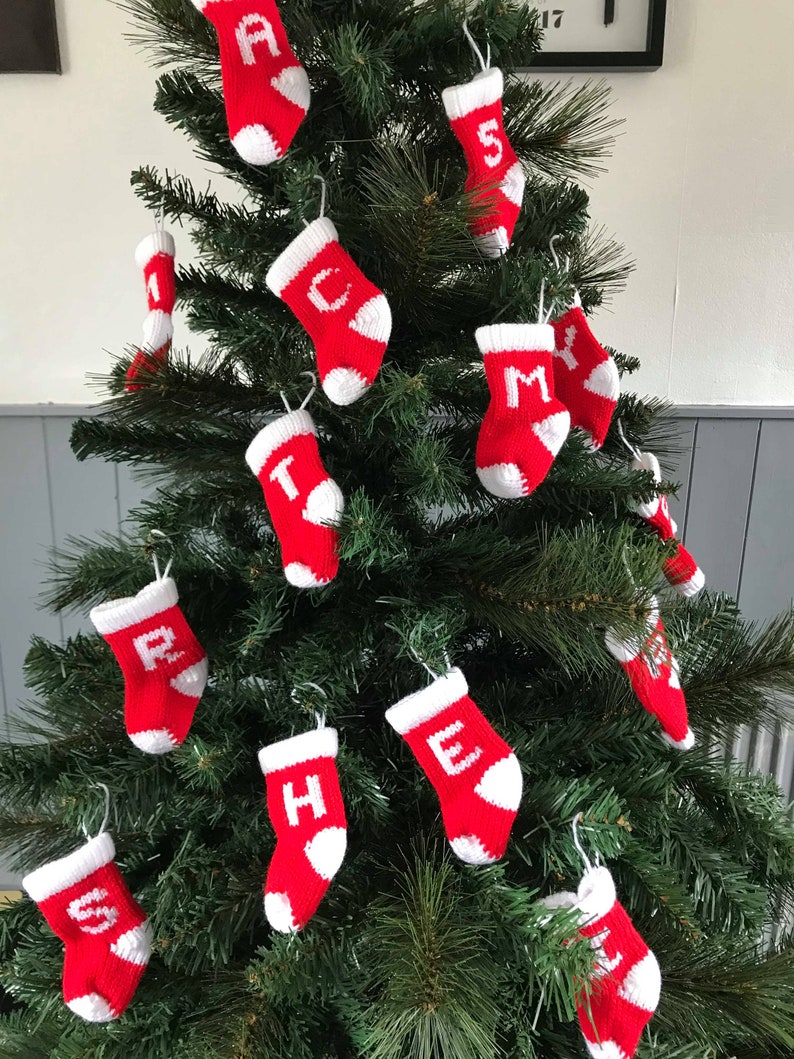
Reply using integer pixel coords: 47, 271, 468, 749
527, 0, 667, 72
0, 0, 61, 74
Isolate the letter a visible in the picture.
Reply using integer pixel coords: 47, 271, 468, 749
236, 13, 280, 66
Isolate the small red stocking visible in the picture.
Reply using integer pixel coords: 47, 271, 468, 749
266, 218, 391, 405
475, 323, 570, 498
386, 668, 523, 864
259, 726, 347, 932
126, 230, 175, 391
191, 0, 310, 164
23, 833, 151, 1022
551, 296, 620, 451
605, 602, 694, 750
630, 451, 705, 598
90, 575, 208, 754
442, 66, 525, 257
246, 409, 344, 587
541, 865, 661, 1058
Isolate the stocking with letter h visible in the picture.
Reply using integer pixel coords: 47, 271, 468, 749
539, 818, 661, 1059
386, 666, 523, 865
259, 724, 347, 933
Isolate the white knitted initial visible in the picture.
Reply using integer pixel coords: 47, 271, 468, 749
283, 774, 326, 826
67, 887, 119, 935
504, 364, 551, 408
426, 720, 483, 776
236, 14, 280, 65
133, 626, 186, 671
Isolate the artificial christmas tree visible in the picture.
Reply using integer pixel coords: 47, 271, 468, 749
1, 1, 794, 1057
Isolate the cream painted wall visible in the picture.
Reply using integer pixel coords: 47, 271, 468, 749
1, 0, 793, 405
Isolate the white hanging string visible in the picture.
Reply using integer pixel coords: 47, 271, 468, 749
280, 371, 317, 414
571, 812, 594, 872
462, 20, 489, 72
549, 234, 562, 271
155, 205, 165, 232
616, 417, 643, 461
303, 175, 328, 227
408, 645, 439, 680
537, 276, 546, 324
150, 529, 173, 581
81, 783, 111, 841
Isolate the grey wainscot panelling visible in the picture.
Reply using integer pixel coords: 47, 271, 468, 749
0, 405, 793, 887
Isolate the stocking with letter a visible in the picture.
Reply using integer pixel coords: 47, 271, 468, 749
258, 725, 347, 932
191, 0, 310, 164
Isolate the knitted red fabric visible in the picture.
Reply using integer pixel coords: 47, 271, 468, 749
259, 727, 347, 932
90, 577, 208, 754
475, 323, 570, 498
126, 230, 175, 391
551, 301, 620, 451
631, 451, 705, 598
246, 409, 344, 588
541, 866, 661, 1059
386, 668, 523, 865
266, 218, 391, 405
442, 67, 525, 257
191, 0, 309, 164
605, 603, 694, 750
22, 833, 151, 1022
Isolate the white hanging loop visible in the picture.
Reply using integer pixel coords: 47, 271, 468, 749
571, 812, 594, 873
303, 175, 328, 227
149, 529, 173, 581
462, 20, 489, 72
314, 710, 326, 729
408, 644, 440, 680
81, 783, 112, 841
154, 205, 165, 232
616, 418, 643, 461
279, 390, 292, 413
537, 276, 546, 324
549, 234, 562, 271
442, 649, 452, 673
299, 371, 317, 410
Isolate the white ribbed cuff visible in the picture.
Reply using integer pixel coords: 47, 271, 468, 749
258, 727, 338, 774
604, 599, 660, 664
385, 668, 468, 735
23, 833, 115, 903
574, 866, 617, 922
134, 231, 175, 271
245, 409, 316, 477
631, 451, 661, 483
442, 67, 503, 121
90, 577, 178, 636
266, 217, 338, 297
475, 323, 555, 356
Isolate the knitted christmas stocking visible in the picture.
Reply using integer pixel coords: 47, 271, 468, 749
385, 668, 523, 865
90, 576, 208, 754
259, 726, 347, 932
442, 67, 525, 257
540, 866, 661, 1058
551, 297, 620, 451
630, 451, 705, 597
191, 0, 309, 164
475, 323, 570, 498
246, 409, 344, 587
22, 832, 151, 1022
266, 217, 392, 405
605, 603, 694, 750
126, 230, 175, 391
